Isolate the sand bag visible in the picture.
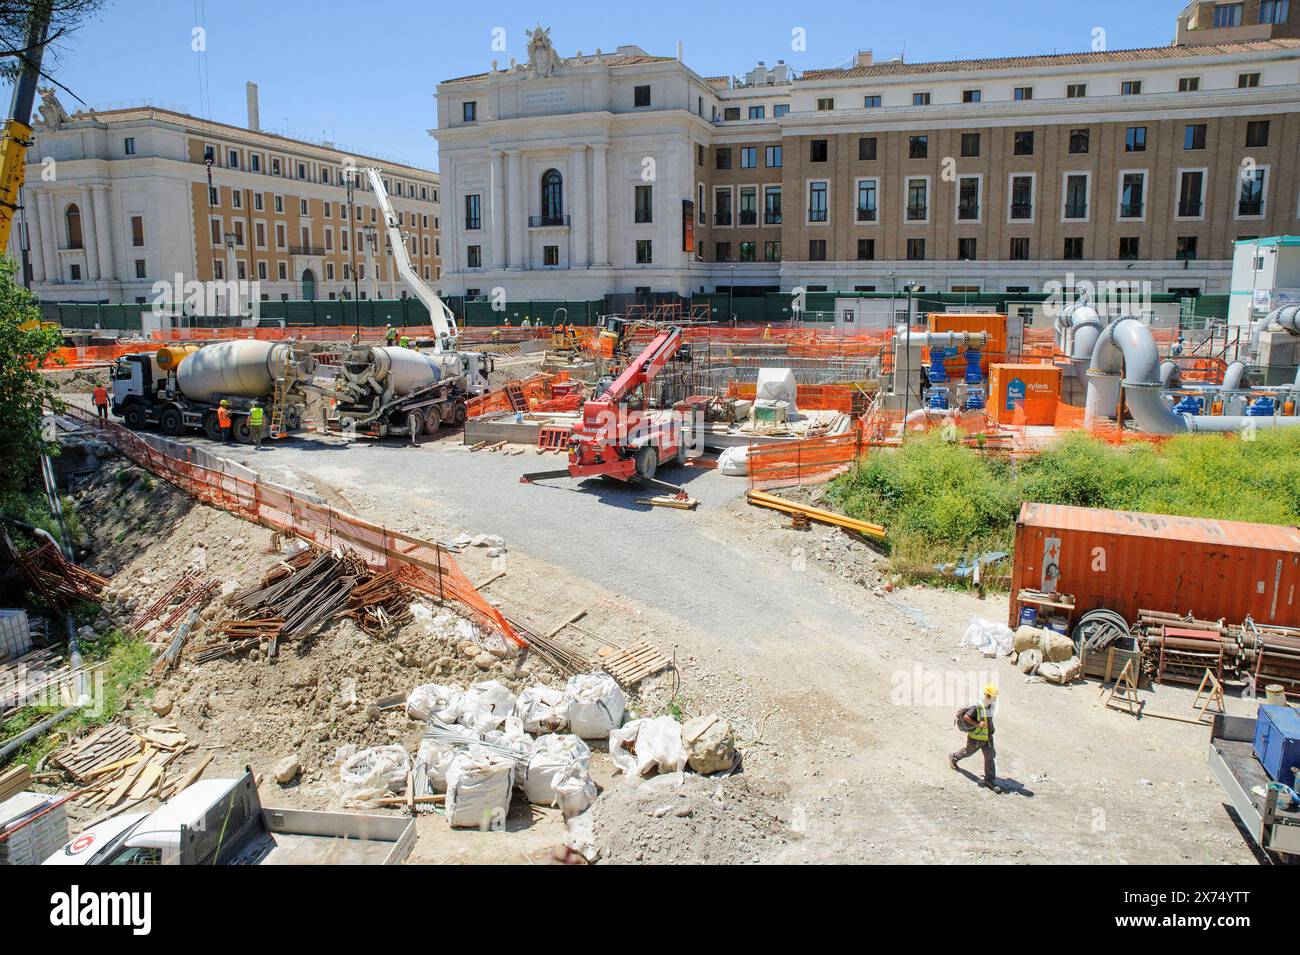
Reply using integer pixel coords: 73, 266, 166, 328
339, 744, 410, 806
459, 679, 517, 735
445, 748, 514, 829
1013, 626, 1044, 654
516, 685, 568, 734
1018, 648, 1043, 675
484, 715, 534, 761
564, 672, 626, 739
405, 683, 465, 722
522, 733, 592, 805
552, 761, 598, 816
1041, 631, 1075, 663
609, 716, 688, 777
416, 724, 478, 791
716, 446, 750, 476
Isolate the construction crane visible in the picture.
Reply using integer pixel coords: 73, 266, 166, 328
361, 165, 458, 352
0, 1, 53, 252
566, 325, 690, 484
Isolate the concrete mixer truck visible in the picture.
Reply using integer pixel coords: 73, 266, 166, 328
109, 340, 314, 442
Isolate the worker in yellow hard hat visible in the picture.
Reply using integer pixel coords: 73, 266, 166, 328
216, 400, 233, 444
950, 684, 1001, 793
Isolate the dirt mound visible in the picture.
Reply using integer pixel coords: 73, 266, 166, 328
588, 770, 791, 864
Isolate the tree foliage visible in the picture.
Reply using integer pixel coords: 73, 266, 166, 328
0, 256, 62, 497
0, 1, 106, 85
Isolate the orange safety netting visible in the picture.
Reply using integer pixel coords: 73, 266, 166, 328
747, 427, 865, 490
62, 406, 521, 646
41, 343, 152, 370
726, 381, 860, 415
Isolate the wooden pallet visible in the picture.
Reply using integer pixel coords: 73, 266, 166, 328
50, 724, 142, 783
601, 641, 672, 687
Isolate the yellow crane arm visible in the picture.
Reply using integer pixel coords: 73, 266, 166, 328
0, 118, 32, 251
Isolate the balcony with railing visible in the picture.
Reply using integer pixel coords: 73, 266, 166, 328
739, 210, 757, 226
957, 203, 980, 221
856, 207, 877, 222
764, 211, 782, 225
1064, 202, 1087, 219
1178, 200, 1203, 217
808, 208, 828, 223
1010, 202, 1032, 219
289, 245, 326, 257
529, 214, 570, 227
1239, 199, 1263, 216
906, 204, 927, 221
1120, 202, 1144, 218
714, 212, 732, 226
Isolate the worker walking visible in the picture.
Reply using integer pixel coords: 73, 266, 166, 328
249, 400, 265, 451
216, 400, 233, 444
950, 685, 1002, 793
385, 324, 398, 346
92, 382, 109, 422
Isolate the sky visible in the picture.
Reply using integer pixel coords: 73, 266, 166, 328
19, 0, 1179, 170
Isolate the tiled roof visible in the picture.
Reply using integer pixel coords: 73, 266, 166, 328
802, 38, 1300, 80
442, 52, 675, 84
70, 107, 437, 176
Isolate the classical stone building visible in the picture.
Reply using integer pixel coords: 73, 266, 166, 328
434, 6, 1300, 302
10, 88, 441, 308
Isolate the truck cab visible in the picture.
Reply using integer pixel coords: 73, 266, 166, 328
110, 354, 161, 428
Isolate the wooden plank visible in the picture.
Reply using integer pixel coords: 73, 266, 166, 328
129, 762, 164, 800
171, 753, 214, 796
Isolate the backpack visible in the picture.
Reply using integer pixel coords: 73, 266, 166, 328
954, 706, 976, 732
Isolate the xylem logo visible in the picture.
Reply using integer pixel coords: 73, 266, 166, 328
49, 886, 152, 936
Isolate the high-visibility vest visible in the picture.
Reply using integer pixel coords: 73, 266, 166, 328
92, 386, 108, 405
217, 407, 232, 428
968, 704, 990, 741
249, 406, 264, 427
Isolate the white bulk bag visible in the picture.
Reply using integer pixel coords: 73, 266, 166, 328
339, 744, 410, 806
522, 733, 591, 805
405, 683, 465, 722
552, 761, 598, 816
445, 748, 514, 829
416, 725, 477, 791
564, 672, 625, 740
516, 685, 568, 734
716, 446, 750, 477
609, 716, 688, 777
459, 679, 517, 735
484, 716, 534, 761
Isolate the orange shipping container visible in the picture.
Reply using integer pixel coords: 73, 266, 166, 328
990, 363, 1061, 426
1010, 502, 1300, 630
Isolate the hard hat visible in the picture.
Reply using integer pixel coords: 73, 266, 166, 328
983, 684, 999, 698
220, 399, 230, 407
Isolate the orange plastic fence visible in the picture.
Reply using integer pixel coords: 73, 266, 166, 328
41, 343, 148, 370
747, 427, 865, 490
727, 381, 858, 414
63, 406, 521, 646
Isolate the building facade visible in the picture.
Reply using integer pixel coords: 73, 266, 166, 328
11, 92, 442, 309
434, 7, 1300, 302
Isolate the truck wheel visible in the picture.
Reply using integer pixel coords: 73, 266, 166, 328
159, 407, 184, 436
202, 411, 222, 441
634, 446, 657, 481
423, 410, 440, 436
405, 410, 424, 439
122, 404, 146, 430
450, 399, 467, 427
233, 418, 253, 444
675, 440, 689, 467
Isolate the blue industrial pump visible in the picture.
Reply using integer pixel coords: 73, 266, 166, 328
964, 349, 983, 385
1247, 396, 1277, 417
1171, 394, 1204, 415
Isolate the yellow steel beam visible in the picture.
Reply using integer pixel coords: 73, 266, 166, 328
746, 488, 886, 540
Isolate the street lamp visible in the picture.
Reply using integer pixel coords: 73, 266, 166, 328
729, 264, 735, 326
902, 280, 919, 419
346, 169, 361, 339
223, 231, 238, 318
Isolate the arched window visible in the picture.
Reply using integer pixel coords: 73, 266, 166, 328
541, 169, 563, 223
65, 204, 83, 249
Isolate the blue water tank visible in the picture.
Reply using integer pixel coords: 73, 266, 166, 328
1253, 704, 1300, 783
1247, 396, 1276, 417
965, 350, 984, 384
1172, 395, 1204, 415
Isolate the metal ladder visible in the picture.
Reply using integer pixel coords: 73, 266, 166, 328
268, 347, 294, 438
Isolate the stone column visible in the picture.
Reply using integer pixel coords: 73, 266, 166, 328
569, 145, 588, 268
26, 188, 46, 283
591, 144, 609, 268
38, 190, 58, 283
91, 185, 113, 284
441, 158, 456, 276
489, 150, 506, 269
506, 150, 525, 269
79, 185, 99, 281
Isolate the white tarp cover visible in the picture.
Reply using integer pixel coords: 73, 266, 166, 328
609, 716, 688, 777
755, 367, 798, 412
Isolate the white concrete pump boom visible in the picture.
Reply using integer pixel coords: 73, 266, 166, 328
363, 166, 458, 351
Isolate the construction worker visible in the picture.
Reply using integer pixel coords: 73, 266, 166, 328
504, 316, 512, 327
399, 335, 411, 348
521, 316, 531, 328
1171, 336, 1185, 357
950, 684, 1002, 793
216, 400, 233, 444
92, 382, 109, 422
249, 400, 265, 450
385, 324, 398, 346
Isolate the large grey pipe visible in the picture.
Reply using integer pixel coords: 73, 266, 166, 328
1087, 318, 1300, 435
1064, 302, 1104, 362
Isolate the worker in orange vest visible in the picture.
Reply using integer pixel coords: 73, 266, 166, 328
92, 383, 109, 422
216, 400, 233, 443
